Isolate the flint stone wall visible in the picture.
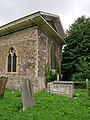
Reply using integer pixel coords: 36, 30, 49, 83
47, 81, 74, 97
6, 76, 46, 93
38, 29, 62, 77
0, 26, 38, 77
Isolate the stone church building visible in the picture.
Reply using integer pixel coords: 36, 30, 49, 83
0, 11, 65, 92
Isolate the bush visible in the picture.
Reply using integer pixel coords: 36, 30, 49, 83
45, 58, 60, 83
74, 80, 90, 89
72, 61, 90, 81
74, 81, 86, 89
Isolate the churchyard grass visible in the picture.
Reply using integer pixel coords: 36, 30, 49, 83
0, 89, 90, 120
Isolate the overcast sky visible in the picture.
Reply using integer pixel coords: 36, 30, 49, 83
0, 0, 90, 30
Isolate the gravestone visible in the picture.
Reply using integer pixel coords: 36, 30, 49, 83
0, 76, 7, 98
22, 78, 35, 111
86, 79, 90, 96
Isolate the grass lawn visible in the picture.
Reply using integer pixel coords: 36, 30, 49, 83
0, 89, 90, 120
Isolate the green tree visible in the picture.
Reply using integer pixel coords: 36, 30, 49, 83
62, 16, 90, 81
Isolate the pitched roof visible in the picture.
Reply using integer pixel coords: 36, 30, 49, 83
0, 11, 65, 44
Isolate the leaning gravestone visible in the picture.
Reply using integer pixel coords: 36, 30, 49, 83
0, 76, 7, 98
22, 78, 35, 111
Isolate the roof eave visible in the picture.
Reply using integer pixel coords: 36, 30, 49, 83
0, 12, 65, 45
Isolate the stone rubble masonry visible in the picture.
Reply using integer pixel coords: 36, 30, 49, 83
47, 81, 74, 97
0, 26, 62, 92
38, 29, 62, 77
0, 57, 2, 71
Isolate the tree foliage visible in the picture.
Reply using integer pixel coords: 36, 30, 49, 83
62, 16, 90, 81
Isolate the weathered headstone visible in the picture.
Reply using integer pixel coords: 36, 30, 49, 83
22, 78, 35, 111
86, 79, 89, 96
0, 76, 7, 98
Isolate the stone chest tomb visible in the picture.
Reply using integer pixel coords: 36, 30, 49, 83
0, 11, 65, 92
47, 81, 74, 97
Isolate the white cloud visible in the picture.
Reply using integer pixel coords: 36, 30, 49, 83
0, 0, 90, 30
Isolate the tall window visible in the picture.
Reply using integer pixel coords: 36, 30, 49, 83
7, 47, 17, 72
51, 43, 56, 69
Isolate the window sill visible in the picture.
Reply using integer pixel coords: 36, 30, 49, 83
5, 72, 18, 75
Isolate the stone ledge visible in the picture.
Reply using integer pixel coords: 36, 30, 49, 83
53, 81, 74, 84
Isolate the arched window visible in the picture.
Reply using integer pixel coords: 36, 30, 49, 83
7, 47, 17, 72
51, 43, 56, 69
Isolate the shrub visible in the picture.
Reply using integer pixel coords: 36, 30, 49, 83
74, 80, 90, 89
45, 58, 60, 83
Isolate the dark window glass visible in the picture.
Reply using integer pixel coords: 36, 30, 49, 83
7, 47, 17, 72
8, 53, 12, 72
13, 53, 17, 72
51, 44, 56, 69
